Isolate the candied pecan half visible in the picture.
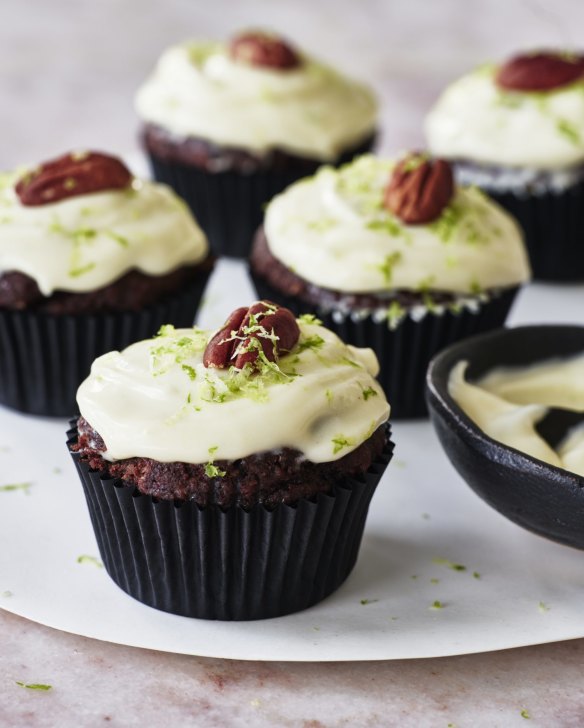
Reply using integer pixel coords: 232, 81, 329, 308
15, 151, 133, 206
495, 51, 584, 92
203, 301, 300, 370
229, 31, 301, 70
384, 153, 454, 225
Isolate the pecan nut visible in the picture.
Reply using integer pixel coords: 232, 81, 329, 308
384, 153, 454, 225
495, 51, 584, 92
229, 31, 301, 70
15, 151, 133, 207
203, 301, 300, 370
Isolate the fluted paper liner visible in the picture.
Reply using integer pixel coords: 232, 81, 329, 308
250, 270, 518, 419
0, 271, 211, 417
484, 182, 584, 282
67, 422, 394, 621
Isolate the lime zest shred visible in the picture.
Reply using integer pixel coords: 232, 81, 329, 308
0, 482, 33, 494
16, 682, 52, 691
433, 557, 467, 572
557, 118, 580, 145
332, 434, 355, 454
76, 555, 103, 568
361, 386, 378, 401
298, 313, 323, 326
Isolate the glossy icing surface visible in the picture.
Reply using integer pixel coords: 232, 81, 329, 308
135, 41, 377, 160
77, 318, 390, 464
0, 171, 208, 294
264, 155, 530, 294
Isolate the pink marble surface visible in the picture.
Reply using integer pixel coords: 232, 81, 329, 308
2, 0, 583, 165
2, 0, 584, 724
2, 608, 584, 727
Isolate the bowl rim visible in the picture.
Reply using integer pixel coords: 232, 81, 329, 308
426, 324, 584, 488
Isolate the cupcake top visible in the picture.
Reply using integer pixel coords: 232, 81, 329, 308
135, 30, 377, 161
263, 154, 530, 296
77, 301, 390, 464
425, 51, 584, 170
0, 151, 208, 296
449, 354, 584, 476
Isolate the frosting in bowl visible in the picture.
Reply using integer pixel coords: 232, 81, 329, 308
0, 170, 208, 295
263, 155, 531, 295
135, 40, 377, 160
449, 354, 584, 476
425, 64, 584, 170
77, 317, 390, 464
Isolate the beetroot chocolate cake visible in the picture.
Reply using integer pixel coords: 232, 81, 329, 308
74, 414, 387, 509
68, 301, 393, 619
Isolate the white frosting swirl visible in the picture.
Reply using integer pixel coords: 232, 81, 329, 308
135, 41, 377, 160
449, 355, 584, 477
0, 170, 208, 295
77, 319, 390, 464
263, 155, 530, 295
425, 65, 584, 170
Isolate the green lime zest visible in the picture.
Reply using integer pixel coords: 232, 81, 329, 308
433, 557, 466, 572
332, 434, 355, 454
361, 386, 378, 401
16, 682, 52, 691
0, 482, 33, 494
76, 555, 103, 568
298, 313, 323, 326
557, 118, 580, 145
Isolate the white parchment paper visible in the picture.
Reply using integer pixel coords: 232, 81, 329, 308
0, 261, 583, 661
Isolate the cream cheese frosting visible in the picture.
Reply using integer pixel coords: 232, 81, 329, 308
263, 155, 531, 295
449, 354, 584, 477
425, 65, 584, 170
135, 40, 377, 160
77, 317, 390, 464
0, 170, 208, 295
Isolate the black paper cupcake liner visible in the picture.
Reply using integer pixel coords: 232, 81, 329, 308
0, 271, 211, 418
250, 270, 519, 419
67, 422, 394, 621
485, 183, 584, 282
146, 138, 375, 260
454, 163, 584, 282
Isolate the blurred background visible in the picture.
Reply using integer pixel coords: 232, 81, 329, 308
1, 0, 582, 168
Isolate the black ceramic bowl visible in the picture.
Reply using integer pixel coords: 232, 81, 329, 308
426, 325, 584, 550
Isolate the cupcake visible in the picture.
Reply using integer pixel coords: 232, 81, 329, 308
0, 150, 213, 416
135, 30, 377, 258
250, 153, 531, 418
425, 50, 584, 281
67, 301, 393, 620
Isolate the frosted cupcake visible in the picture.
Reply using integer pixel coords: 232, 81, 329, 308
425, 50, 584, 281
250, 153, 531, 417
135, 30, 377, 258
0, 151, 212, 416
68, 301, 393, 620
